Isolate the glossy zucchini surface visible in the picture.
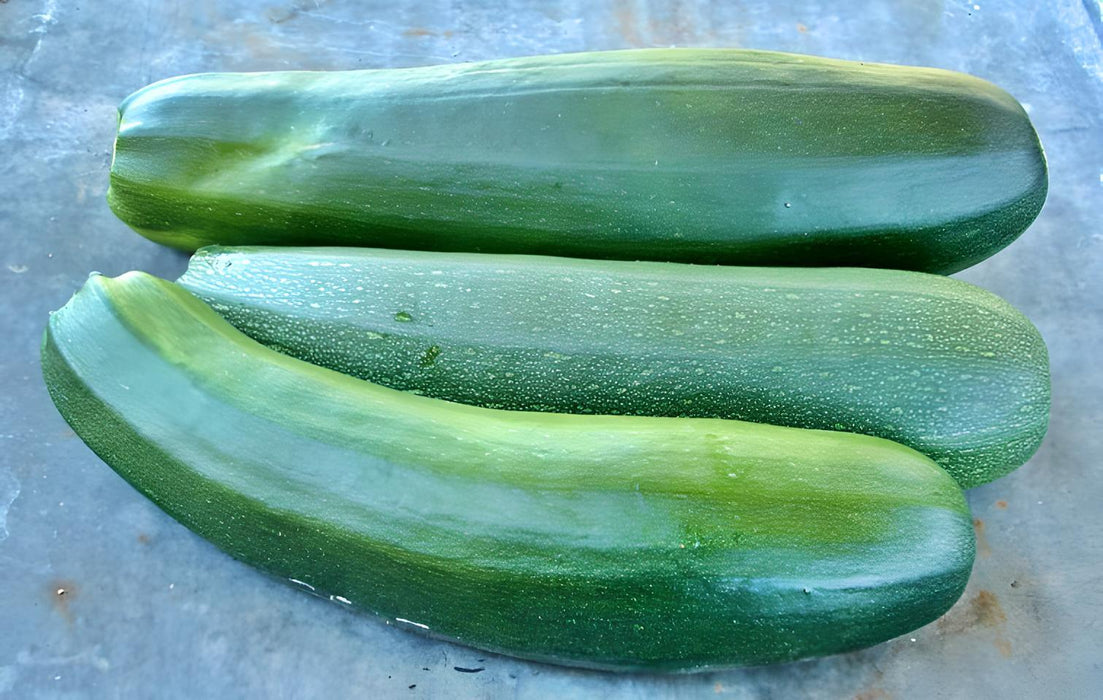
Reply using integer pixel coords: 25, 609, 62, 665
109, 49, 1047, 272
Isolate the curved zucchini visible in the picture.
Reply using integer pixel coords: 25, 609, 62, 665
180, 246, 1050, 488
43, 272, 974, 671
109, 49, 1046, 273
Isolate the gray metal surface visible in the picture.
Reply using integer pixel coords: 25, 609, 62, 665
1, 1, 1100, 697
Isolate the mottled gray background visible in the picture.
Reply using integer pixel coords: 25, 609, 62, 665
1, 1, 1100, 698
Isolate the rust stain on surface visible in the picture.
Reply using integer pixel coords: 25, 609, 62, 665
854, 690, 890, 700
404, 27, 435, 37
937, 589, 1013, 656
939, 589, 1007, 634
797, 23, 809, 33
973, 518, 991, 558
613, 1, 646, 47
137, 533, 151, 545
995, 500, 1007, 509
49, 580, 79, 624
972, 590, 1007, 626
266, 0, 328, 24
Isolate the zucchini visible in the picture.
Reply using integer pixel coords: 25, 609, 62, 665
180, 246, 1050, 488
109, 49, 1046, 273
43, 272, 974, 671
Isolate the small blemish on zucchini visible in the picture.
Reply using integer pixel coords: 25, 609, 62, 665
420, 345, 442, 367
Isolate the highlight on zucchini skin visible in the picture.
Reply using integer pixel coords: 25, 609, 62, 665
42, 272, 975, 672
180, 246, 1051, 489
108, 48, 1047, 274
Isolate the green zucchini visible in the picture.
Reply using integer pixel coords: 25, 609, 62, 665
43, 272, 974, 671
109, 49, 1046, 273
180, 246, 1050, 488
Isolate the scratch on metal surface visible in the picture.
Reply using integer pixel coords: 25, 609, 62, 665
1, 0, 59, 141
27, 0, 58, 62
0, 82, 23, 141
0, 470, 20, 543
267, 0, 324, 24
33, 0, 58, 22
329, 46, 457, 63
1082, 0, 1103, 41
1062, 0, 1103, 79
296, 12, 401, 29
15, 647, 110, 672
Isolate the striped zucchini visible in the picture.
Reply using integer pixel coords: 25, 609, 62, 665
42, 272, 974, 671
180, 246, 1050, 488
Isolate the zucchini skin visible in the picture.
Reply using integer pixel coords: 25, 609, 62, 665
108, 49, 1046, 273
180, 246, 1050, 489
43, 273, 974, 671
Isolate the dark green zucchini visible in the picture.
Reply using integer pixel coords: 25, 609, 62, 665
179, 246, 1050, 488
43, 272, 974, 671
109, 49, 1046, 273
